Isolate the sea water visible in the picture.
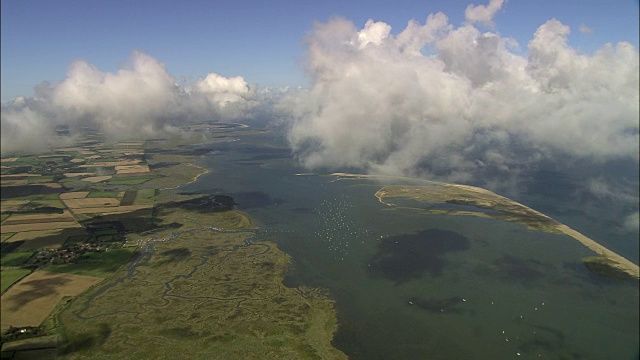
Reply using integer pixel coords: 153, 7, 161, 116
183, 129, 639, 360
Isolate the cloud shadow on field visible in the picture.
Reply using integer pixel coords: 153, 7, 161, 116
7, 276, 72, 311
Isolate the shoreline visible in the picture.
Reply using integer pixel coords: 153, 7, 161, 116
160, 162, 209, 190
338, 172, 639, 280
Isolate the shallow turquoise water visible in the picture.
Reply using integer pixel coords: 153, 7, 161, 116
183, 130, 639, 360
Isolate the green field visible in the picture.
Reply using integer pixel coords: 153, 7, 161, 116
63, 235, 92, 246
0, 251, 34, 267
107, 175, 157, 185
119, 190, 137, 205
27, 176, 54, 184
19, 193, 62, 201
42, 248, 136, 278
1, 269, 32, 294
87, 191, 120, 198
3, 200, 65, 214
0, 233, 16, 242
33, 199, 66, 208
87, 157, 119, 162
142, 162, 205, 189
134, 189, 156, 205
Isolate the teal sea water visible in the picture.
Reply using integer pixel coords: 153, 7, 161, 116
183, 129, 639, 359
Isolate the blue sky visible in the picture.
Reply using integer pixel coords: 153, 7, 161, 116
2, 0, 638, 102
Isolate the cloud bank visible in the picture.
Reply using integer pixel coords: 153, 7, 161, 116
280, 5, 639, 187
1, 51, 255, 155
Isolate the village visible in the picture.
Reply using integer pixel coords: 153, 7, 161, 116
27, 241, 113, 267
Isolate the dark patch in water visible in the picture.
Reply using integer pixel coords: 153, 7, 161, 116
561, 261, 632, 286
146, 147, 214, 156
240, 152, 291, 161
238, 146, 290, 157
291, 207, 314, 214
331, 316, 378, 360
282, 273, 300, 289
478, 255, 547, 285
283, 264, 300, 288
229, 191, 285, 209
408, 296, 465, 314
178, 189, 224, 195
367, 229, 470, 284
233, 160, 264, 166
515, 323, 588, 359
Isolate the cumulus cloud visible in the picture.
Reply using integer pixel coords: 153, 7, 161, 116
1, 99, 53, 154
280, 1, 639, 188
1, 51, 255, 155
191, 72, 256, 118
465, 0, 505, 26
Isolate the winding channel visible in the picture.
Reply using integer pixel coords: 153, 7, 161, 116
73, 226, 272, 320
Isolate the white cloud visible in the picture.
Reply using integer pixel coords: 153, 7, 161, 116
465, 0, 505, 26
280, 3, 639, 187
51, 51, 183, 137
358, 20, 392, 48
1, 101, 52, 154
190, 72, 256, 119
1, 51, 256, 155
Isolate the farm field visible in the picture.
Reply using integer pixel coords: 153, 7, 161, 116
0, 221, 82, 234
1, 251, 35, 267
79, 176, 111, 183
62, 198, 120, 209
59, 192, 90, 200
2, 210, 76, 224
42, 248, 137, 278
0, 269, 32, 294
1, 270, 102, 330
0, 123, 345, 359
5, 228, 88, 243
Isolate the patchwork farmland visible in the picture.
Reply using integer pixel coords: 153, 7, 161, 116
0, 135, 165, 343
0, 123, 340, 359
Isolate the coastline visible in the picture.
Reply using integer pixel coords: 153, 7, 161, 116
0, 127, 347, 358
51, 132, 347, 358
160, 162, 210, 190
335, 172, 639, 280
